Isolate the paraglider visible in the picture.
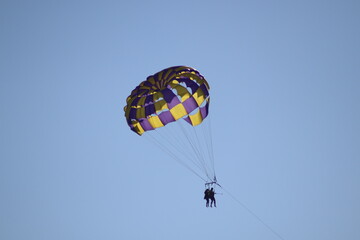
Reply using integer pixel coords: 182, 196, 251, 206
124, 66, 218, 205
204, 188, 210, 207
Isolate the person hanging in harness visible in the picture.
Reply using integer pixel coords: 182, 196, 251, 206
204, 188, 210, 207
209, 187, 216, 207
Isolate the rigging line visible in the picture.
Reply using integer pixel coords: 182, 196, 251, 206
151, 128, 206, 174
153, 123, 202, 167
180, 120, 210, 176
178, 121, 203, 162
198, 119, 216, 178
193, 123, 214, 178
166, 122, 189, 150
206, 116, 216, 175
176, 121, 209, 176
191, 123, 208, 167
155, 126, 195, 163
194, 117, 213, 178
178, 121, 212, 181
160, 121, 187, 149
192, 123, 215, 183
144, 133, 208, 182
219, 185, 285, 240
149, 125, 208, 178
198, 119, 211, 164
167, 123, 202, 167
204, 116, 215, 170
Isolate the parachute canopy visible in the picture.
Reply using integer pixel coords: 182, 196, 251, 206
124, 66, 210, 135
124, 66, 216, 184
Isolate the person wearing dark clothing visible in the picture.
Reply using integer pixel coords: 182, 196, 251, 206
209, 188, 216, 207
204, 189, 210, 207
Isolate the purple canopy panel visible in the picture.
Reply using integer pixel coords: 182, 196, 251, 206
200, 102, 209, 119
145, 104, 155, 116
128, 108, 137, 121
182, 96, 198, 114
162, 88, 181, 108
158, 110, 175, 126
177, 78, 199, 94
139, 118, 154, 132
144, 94, 155, 116
183, 116, 192, 125
145, 95, 154, 105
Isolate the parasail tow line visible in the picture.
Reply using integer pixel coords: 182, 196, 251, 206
219, 184, 286, 240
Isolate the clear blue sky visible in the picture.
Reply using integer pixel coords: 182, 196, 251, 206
1, 0, 359, 239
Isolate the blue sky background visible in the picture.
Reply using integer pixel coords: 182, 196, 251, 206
1, 0, 359, 239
